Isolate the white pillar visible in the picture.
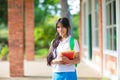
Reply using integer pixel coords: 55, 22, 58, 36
116, 0, 120, 80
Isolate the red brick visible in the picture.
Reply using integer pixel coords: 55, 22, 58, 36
8, 0, 24, 77
25, 0, 34, 61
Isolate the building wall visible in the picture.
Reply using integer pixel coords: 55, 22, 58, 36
102, 0, 117, 79
81, 0, 103, 73
105, 55, 117, 74
80, 0, 118, 80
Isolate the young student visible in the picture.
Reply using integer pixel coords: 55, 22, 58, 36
47, 17, 80, 80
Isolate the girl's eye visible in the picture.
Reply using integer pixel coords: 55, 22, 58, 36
57, 26, 60, 28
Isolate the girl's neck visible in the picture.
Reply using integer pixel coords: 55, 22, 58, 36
61, 35, 68, 41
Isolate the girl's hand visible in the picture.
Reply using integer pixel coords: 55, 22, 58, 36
51, 57, 65, 64
60, 56, 70, 63
52, 56, 70, 64
52, 52, 80, 65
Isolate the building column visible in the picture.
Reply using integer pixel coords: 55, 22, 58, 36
8, 0, 24, 77
25, 0, 34, 60
117, 0, 120, 79
98, 0, 103, 75
79, 0, 82, 61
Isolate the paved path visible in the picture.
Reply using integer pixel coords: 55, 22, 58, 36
0, 59, 102, 80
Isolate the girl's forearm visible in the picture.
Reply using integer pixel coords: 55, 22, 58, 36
69, 52, 80, 64
69, 57, 80, 64
51, 59, 63, 64
51, 59, 58, 64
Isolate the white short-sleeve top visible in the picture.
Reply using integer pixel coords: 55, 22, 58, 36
52, 35, 80, 72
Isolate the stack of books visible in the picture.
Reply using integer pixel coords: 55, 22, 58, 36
61, 50, 75, 60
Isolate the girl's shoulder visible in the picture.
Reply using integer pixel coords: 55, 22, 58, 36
70, 36, 78, 41
70, 37, 79, 45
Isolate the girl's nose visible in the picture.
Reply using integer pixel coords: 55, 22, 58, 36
59, 27, 63, 31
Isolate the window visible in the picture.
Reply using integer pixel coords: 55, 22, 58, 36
83, 3, 87, 45
88, 0, 92, 59
88, 0, 92, 13
105, 0, 117, 51
93, 0, 99, 47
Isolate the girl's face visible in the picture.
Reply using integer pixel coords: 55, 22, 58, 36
57, 22, 68, 38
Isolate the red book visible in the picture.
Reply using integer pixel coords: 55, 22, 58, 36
61, 51, 75, 60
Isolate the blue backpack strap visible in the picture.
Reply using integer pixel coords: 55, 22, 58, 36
70, 37, 77, 67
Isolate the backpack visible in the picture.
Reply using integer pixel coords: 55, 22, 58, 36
70, 37, 77, 67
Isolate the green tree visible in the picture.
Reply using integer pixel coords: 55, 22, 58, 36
34, 16, 59, 58
0, 0, 7, 25
34, 0, 59, 26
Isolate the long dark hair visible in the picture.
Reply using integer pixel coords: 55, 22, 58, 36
47, 17, 71, 66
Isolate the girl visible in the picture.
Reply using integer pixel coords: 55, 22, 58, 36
47, 17, 80, 80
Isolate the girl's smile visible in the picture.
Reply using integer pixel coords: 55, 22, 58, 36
57, 22, 67, 38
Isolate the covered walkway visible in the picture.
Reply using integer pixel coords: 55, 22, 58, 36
0, 59, 104, 80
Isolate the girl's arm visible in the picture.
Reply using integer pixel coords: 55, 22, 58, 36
51, 52, 80, 64
61, 52, 80, 64
51, 57, 65, 64
69, 52, 80, 64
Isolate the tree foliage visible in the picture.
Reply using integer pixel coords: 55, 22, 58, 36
0, 0, 59, 26
34, 16, 58, 50
0, 0, 7, 25
34, 0, 59, 26
0, 0, 80, 58
72, 14, 79, 39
